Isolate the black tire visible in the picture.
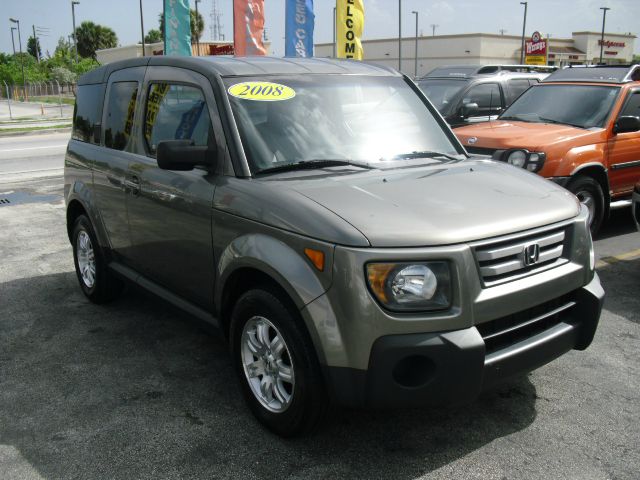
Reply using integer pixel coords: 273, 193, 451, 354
230, 288, 328, 437
566, 175, 605, 236
71, 214, 123, 304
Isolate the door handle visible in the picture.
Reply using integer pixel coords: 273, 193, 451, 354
124, 176, 140, 196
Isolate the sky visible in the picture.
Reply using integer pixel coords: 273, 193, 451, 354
1, 0, 639, 58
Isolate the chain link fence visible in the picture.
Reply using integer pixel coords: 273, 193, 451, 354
0, 81, 76, 120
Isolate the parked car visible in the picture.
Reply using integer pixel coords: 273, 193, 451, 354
65, 57, 603, 437
417, 65, 551, 128
455, 65, 640, 234
633, 182, 640, 230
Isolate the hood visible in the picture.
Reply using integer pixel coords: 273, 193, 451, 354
455, 120, 604, 152
279, 159, 580, 247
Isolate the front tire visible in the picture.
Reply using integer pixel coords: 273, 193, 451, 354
567, 176, 605, 236
230, 288, 328, 437
71, 214, 123, 303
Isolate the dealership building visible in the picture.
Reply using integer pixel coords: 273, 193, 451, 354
315, 31, 637, 77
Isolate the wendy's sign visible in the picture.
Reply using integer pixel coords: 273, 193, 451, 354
525, 31, 547, 65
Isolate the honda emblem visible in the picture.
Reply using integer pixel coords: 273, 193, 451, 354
523, 243, 540, 266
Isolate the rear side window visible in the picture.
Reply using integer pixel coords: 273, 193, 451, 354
508, 79, 531, 100
104, 82, 138, 151
619, 91, 640, 118
144, 83, 211, 155
72, 83, 106, 144
463, 83, 502, 109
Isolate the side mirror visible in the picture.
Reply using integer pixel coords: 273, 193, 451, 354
156, 139, 216, 171
613, 116, 640, 134
461, 102, 479, 118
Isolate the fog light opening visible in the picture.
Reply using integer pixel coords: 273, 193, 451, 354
392, 355, 436, 388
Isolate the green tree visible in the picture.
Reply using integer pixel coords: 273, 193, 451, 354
27, 36, 42, 60
74, 21, 118, 59
144, 28, 162, 44
159, 9, 205, 43
50, 66, 76, 84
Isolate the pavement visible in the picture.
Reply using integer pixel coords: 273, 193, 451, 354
0, 100, 73, 122
0, 133, 639, 479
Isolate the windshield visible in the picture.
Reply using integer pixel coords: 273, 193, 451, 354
223, 75, 461, 174
500, 84, 620, 129
417, 78, 468, 111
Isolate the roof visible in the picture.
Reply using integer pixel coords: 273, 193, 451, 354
543, 65, 640, 84
548, 46, 585, 55
78, 56, 399, 85
422, 64, 555, 79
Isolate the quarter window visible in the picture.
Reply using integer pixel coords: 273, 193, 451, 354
72, 83, 106, 144
144, 83, 211, 155
104, 81, 138, 151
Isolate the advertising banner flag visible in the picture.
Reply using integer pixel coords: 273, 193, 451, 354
336, 0, 364, 60
164, 0, 192, 56
285, 0, 315, 57
233, 0, 267, 56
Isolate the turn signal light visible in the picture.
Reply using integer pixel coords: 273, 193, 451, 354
304, 248, 325, 271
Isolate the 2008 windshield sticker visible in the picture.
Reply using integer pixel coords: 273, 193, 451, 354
228, 82, 296, 101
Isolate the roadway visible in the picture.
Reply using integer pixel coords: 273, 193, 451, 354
0, 132, 638, 480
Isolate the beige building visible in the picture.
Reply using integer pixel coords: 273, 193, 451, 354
315, 31, 636, 77
96, 41, 271, 64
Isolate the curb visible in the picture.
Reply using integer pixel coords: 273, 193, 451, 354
0, 127, 72, 138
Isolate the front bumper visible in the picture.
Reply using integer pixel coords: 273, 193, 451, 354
324, 274, 604, 408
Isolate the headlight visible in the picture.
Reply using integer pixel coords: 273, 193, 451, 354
497, 149, 546, 172
507, 150, 527, 168
366, 261, 452, 312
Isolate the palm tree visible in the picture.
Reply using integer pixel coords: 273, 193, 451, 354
74, 21, 118, 59
158, 9, 205, 43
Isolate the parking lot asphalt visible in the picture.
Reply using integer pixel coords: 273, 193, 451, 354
1, 172, 639, 480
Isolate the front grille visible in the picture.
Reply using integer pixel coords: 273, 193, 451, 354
474, 225, 570, 286
477, 293, 576, 354
465, 146, 498, 157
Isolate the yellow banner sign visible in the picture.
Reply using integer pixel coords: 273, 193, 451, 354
525, 55, 547, 65
336, 0, 364, 60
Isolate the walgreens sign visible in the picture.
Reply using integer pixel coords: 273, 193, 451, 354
525, 31, 547, 56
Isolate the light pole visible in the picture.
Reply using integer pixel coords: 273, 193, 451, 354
194, 0, 201, 56
139, 0, 146, 56
599, 7, 611, 64
412, 11, 418, 79
333, 6, 336, 58
520, 2, 528, 64
398, 0, 402, 71
71, 1, 80, 63
10, 27, 17, 55
430, 24, 438, 36
9, 18, 26, 100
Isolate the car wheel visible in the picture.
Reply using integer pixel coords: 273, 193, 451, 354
567, 176, 605, 236
230, 288, 328, 437
72, 214, 123, 303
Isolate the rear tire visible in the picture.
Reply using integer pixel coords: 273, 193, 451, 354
567, 176, 605, 236
71, 214, 123, 304
230, 288, 328, 437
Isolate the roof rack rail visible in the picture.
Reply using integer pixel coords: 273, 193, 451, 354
423, 63, 557, 78
546, 64, 640, 83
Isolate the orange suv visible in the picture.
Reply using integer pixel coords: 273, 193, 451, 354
455, 65, 640, 234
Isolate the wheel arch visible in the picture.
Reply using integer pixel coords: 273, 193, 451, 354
569, 164, 611, 218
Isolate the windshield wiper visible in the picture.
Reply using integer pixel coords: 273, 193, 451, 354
388, 150, 464, 162
255, 159, 374, 175
538, 117, 585, 129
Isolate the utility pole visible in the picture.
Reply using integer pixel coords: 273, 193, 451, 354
139, 0, 146, 56
194, 0, 201, 56
32, 24, 40, 63
599, 7, 611, 64
430, 24, 438, 36
9, 18, 26, 100
71, 1, 80, 63
398, 0, 402, 71
10, 27, 17, 55
520, 2, 528, 64
499, 29, 507, 36
412, 11, 418, 79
